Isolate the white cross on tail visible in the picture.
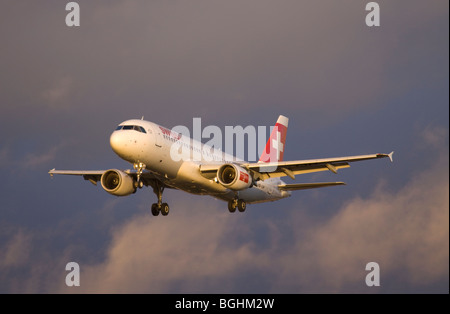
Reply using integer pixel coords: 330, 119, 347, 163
272, 130, 284, 160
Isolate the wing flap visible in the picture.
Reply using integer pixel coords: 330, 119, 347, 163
263, 163, 351, 179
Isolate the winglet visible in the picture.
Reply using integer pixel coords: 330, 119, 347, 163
377, 152, 394, 162
49, 168, 55, 177
388, 151, 394, 163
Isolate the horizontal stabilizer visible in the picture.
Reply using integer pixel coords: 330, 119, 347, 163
278, 182, 346, 191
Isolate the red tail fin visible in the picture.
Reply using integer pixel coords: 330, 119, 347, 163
259, 115, 289, 163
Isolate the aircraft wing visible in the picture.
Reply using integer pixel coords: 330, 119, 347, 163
48, 169, 162, 186
278, 182, 346, 191
244, 152, 393, 180
48, 169, 105, 184
200, 152, 393, 181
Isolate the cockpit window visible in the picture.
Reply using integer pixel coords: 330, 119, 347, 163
116, 125, 147, 133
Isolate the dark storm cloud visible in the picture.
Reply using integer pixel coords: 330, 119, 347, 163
2, 127, 447, 294
0, 1, 448, 293
1, 1, 447, 126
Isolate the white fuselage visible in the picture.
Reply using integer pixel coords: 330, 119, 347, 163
110, 119, 290, 204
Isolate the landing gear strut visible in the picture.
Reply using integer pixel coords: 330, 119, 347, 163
228, 199, 246, 213
150, 181, 170, 216
133, 162, 146, 189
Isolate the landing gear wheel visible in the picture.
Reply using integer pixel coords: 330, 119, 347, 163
151, 203, 160, 216
160, 203, 170, 216
237, 199, 246, 212
228, 200, 236, 213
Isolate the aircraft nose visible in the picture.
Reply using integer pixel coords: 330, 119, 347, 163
110, 131, 126, 155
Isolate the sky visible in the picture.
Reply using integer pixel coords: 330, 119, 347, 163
0, 1, 448, 293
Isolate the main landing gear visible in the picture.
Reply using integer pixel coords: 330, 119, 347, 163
150, 182, 170, 217
228, 199, 246, 213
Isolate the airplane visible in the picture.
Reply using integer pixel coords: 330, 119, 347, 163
49, 115, 393, 216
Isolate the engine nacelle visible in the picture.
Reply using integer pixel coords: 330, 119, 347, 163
217, 164, 252, 191
101, 169, 136, 196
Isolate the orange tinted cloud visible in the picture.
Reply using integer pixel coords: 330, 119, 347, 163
58, 130, 448, 293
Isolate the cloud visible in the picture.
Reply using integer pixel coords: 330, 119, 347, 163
41, 76, 73, 108
1, 1, 446, 126
420, 125, 449, 150
0, 127, 446, 294
61, 204, 266, 293
0, 230, 31, 269
0, 143, 62, 172
0, 198, 130, 293
0, 1, 447, 294
0, 146, 10, 166
55, 136, 448, 293
275, 154, 448, 292
22, 146, 61, 169
0, 228, 37, 293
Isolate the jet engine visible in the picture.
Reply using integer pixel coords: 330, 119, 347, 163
101, 169, 136, 196
217, 164, 252, 191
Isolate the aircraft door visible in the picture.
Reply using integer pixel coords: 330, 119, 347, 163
153, 125, 162, 147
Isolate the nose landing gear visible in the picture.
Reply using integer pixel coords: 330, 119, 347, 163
133, 162, 146, 189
